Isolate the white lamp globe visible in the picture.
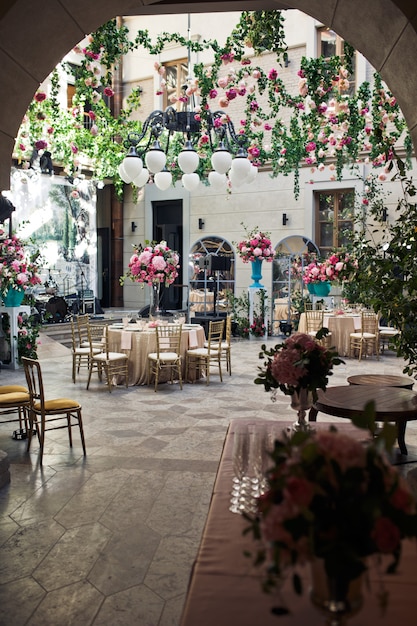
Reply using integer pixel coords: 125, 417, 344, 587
230, 154, 252, 180
178, 142, 200, 174
122, 153, 143, 181
154, 170, 172, 191
246, 164, 258, 184
145, 144, 167, 174
118, 161, 132, 184
182, 173, 200, 191
228, 169, 245, 189
133, 168, 149, 188
208, 171, 227, 190
211, 142, 232, 175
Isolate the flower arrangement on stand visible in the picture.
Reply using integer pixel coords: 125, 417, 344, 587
121, 240, 180, 286
0, 231, 43, 302
323, 251, 358, 283
244, 423, 417, 619
236, 225, 274, 263
120, 240, 180, 317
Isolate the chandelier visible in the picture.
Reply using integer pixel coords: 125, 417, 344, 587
117, 15, 257, 192
118, 109, 258, 192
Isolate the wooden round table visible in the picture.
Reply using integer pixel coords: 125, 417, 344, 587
309, 385, 417, 455
347, 374, 414, 390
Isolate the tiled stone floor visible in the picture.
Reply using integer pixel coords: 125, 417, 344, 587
1, 330, 416, 625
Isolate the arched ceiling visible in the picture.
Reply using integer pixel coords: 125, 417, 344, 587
0, 0, 416, 191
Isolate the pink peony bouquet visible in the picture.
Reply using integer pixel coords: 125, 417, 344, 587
255, 332, 342, 401
245, 425, 417, 610
236, 225, 274, 263
303, 251, 358, 285
323, 251, 358, 282
0, 231, 42, 296
121, 240, 180, 286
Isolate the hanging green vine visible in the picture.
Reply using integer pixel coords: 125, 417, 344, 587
13, 11, 411, 199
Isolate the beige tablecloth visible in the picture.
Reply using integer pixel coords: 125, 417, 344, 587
108, 325, 205, 385
180, 419, 417, 626
299, 312, 361, 356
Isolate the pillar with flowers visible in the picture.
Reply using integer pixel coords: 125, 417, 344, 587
236, 225, 274, 339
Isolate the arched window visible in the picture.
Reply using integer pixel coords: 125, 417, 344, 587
189, 236, 235, 317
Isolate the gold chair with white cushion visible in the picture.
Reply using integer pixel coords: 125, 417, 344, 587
379, 324, 400, 353
147, 324, 183, 391
22, 357, 86, 466
204, 315, 232, 375
349, 311, 379, 360
87, 325, 129, 392
186, 319, 225, 385
70, 319, 101, 383
305, 310, 332, 348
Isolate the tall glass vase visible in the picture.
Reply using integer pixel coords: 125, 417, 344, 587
310, 559, 364, 625
150, 282, 162, 319
250, 258, 264, 288
290, 388, 313, 431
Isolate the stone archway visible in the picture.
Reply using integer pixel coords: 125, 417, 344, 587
0, 0, 416, 193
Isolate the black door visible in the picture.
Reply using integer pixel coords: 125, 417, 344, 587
97, 227, 110, 308
152, 200, 183, 311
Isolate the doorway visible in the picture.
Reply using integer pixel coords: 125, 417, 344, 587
152, 199, 183, 311
97, 227, 110, 308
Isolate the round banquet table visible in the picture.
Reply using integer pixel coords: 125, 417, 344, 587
298, 312, 362, 356
107, 324, 206, 386
309, 384, 417, 455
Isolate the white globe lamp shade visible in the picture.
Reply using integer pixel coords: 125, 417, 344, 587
247, 164, 258, 183
154, 170, 172, 191
231, 154, 252, 180
118, 161, 132, 184
211, 142, 232, 175
122, 152, 143, 181
182, 173, 200, 191
145, 143, 167, 174
228, 169, 245, 189
133, 168, 149, 188
208, 171, 227, 190
178, 141, 200, 174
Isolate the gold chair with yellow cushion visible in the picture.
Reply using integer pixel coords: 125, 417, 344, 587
22, 357, 86, 466
147, 324, 183, 391
0, 385, 30, 434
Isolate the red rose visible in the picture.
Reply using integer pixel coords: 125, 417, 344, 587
371, 517, 401, 553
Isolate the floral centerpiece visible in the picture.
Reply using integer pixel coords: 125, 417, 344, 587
255, 332, 342, 402
245, 424, 417, 618
120, 240, 180, 317
120, 240, 180, 287
323, 251, 358, 283
236, 225, 274, 263
302, 259, 327, 285
0, 231, 42, 300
